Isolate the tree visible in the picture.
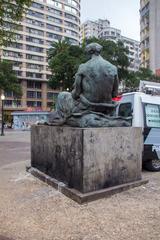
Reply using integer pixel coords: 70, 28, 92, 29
0, 0, 32, 46
48, 38, 130, 90
48, 40, 85, 90
0, 60, 22, 97
48, 40, 70, 59
125, 68, 159, 90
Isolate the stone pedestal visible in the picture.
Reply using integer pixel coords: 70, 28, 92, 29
31, 126, 143, 194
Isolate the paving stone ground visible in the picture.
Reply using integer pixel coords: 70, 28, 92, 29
0, 130, 160, 240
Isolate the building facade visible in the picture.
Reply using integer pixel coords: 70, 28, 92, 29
80, 19, 110, 42
0, 0, 81, 112
81, 19, 141, 72
140, 0, 160, 75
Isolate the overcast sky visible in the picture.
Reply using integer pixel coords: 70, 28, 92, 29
81, 0, 140, 41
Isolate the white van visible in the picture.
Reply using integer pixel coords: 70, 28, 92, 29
116, 81, 160, 171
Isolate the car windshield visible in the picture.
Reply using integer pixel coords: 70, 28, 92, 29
144, 103, 160, 128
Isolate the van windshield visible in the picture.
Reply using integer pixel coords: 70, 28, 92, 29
144, 103, 160, 128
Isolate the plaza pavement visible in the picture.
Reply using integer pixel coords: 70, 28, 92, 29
0, 130, 160, 240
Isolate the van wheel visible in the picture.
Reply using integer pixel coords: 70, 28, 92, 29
144, 159, 160, 171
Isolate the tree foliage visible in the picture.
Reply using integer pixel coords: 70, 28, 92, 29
48, 38, 130, 90
125, 68, 160, 90
0, 60, 22, 97
48, 40, 85, 90
0, 0, 32, 46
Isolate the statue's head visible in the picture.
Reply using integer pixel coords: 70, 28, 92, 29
85, 43, 102, 56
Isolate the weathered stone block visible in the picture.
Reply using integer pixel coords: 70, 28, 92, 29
31, 126, 143, 193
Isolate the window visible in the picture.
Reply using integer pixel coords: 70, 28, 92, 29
27, 81, 34, 88
27, 101, 35, 107
35, 82, 42, 89
65, 13, 78, 22
64, 0, 79, 7
27, 91, 35, 98
26, 72, 43, 78
37, 92, 42, 99
118, 103, 132, 117
26, 54, 44, 62
27, 101, 42, 107
26, 27, 44, 36
47, 7, 62, 16
145, 104, 160, 128
37, 101, 42, 107
26, 18, 44, 27
15, 34, 23, 40
27, 91, 42, 99
4, 100, 21, 107
27, 81, 42, 89
31, 2, 44, 10
46, 15, 62, 24
46, 32, 62, 40
46, 24, 62, 32
46, 0, 62, 8
14, 70, 22, 76
26, 45, 43, 53
26, 36, 44, 44
3, 50, 23, 58
27, 10, 44, 19
12, 62, 22, 67
64, 29, 78, 37
64, 5, 78, 15
8, 42, 23, 49
26, 63, 43, 70
4, 100, 12, 106
64, 21, 78, 30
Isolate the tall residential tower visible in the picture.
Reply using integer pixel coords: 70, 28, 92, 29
140, 0, 160, 75
0, 0, 81, 112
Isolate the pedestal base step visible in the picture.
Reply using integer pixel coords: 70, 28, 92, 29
27, 167, 148, 204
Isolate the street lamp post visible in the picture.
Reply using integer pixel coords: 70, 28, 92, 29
1, 93, 5, 136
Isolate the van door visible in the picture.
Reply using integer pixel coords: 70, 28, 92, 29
143, 103, 160, 171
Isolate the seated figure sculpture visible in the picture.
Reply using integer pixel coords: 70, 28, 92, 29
48, 43, 130, 127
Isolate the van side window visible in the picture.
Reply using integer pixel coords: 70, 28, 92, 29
118, 103, 132, 117
145, 103, 160, 128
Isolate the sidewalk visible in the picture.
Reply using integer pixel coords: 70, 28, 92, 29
0, 131, 160, 240
0, 131, 30, 167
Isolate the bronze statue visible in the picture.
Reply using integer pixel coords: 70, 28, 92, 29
48, 43, 130, 127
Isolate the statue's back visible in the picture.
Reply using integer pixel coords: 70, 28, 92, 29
81, 56, 117, 103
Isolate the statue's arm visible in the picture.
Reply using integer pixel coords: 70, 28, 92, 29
71, 66, 83, 99
112, 75, 119, 98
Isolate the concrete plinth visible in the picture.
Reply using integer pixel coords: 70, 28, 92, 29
31, 126, 143, 194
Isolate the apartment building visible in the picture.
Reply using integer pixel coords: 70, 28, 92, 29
81, 19, 110, 40
81, 19, 141, 72
0, 0, 81, 112
140, 0, 160, 75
